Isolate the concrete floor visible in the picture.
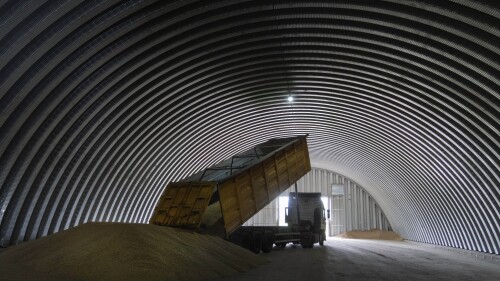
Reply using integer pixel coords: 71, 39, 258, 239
217, 238, 500, 281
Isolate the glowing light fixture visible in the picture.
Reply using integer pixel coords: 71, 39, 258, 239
288, 95, 294, 102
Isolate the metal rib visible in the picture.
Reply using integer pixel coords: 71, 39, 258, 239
0, 1, 498, 254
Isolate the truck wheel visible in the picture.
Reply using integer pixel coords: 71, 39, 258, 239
261, 232, 274, 253
319, 230, 326, 246
251, 232, 262, 254
241, 233, 253, 252
301, 232, 314, 248
307, 239, 314, 248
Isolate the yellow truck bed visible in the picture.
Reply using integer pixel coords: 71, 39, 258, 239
150, 135, 311, 236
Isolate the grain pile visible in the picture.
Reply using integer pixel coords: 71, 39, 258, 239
0, 222, 266, 281
337, 229, 404, 241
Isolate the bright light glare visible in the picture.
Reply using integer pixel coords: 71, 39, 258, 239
288, 96, 294, 102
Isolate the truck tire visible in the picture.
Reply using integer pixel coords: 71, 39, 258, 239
241, 232, 253, 252
300, 232, 314, 248
251, 232, 263, 254
261, 232, 274, 253
319, 230, 326, 246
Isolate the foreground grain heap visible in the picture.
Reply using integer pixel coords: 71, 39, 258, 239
337, 229, 404, 241
0, 222, 266, 281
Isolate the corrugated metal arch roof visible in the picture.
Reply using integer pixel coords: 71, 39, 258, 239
0, 0, 498, 254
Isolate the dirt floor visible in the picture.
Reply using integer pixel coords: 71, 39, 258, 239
0, 222, 266, 281
337, 229, 404, 241
217, 238, 500, 281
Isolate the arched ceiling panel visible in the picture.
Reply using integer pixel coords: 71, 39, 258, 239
0, 1, 498, 254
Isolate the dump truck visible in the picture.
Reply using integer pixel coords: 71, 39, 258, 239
149, 135, 328, 253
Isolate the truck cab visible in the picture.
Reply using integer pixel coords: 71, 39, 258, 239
285, 192, 328, 247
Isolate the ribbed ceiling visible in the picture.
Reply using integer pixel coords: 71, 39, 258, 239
0, 1, 498, 254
